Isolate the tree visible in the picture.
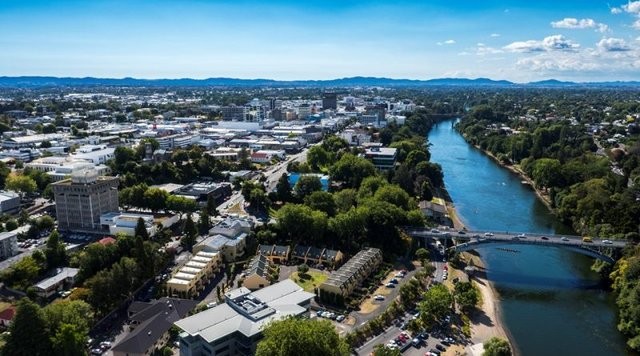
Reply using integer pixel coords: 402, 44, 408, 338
45, 230, 67, 269
415, 248, 430, 264
143, 188, 169, 213
5, 173, 37, 198
5, 219, 18, 231
333, 188, 357, 213
40, 140, 52, 148
304, 191, 337, 216
135, 217, 150, 240
454, 282, 480, 313
198, 208, 211, 235
418, 284, 453, 327
330, 153, 376, 188
275, 173, 293, 203
373, 184, 413, 211
276, 204, 327, 244
4, 298, 52, 356
182, 214, 197, 251
297, 263, 309, 275
483, 337, 511, 356
532, 158, 563, 190
51, 323, 88, 356
372, 344, 402, 356
307, 145, 332, 171
294, 175, 323, 199
256, 317, 349, 356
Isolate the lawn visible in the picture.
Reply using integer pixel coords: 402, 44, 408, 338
290, 271, 328, 292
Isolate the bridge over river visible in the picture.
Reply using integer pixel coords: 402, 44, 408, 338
403, 227, 630, 264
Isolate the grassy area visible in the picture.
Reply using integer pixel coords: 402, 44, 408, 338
290, 271, 328, 292
0, 302, 11, 312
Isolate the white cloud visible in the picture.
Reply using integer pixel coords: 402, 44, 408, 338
490, 33, 501, 37
611, 7, 623, 14
514, 42, 640, 75
437, 39, 456, 45
504, 35, 580, 53
597, 37, 631, 51
551, 18, 609, 32
474, 43, 503, 56
622, 1, 640, 14
633, 19, 640, 29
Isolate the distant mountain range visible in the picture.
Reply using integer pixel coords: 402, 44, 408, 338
0, 76, 639, 88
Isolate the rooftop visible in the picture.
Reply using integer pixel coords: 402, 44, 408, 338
175, 279, 314, 343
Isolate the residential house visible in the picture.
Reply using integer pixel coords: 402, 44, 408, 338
111, 297, 198, 356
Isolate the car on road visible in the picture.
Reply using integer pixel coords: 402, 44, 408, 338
511, 235, 519, 240
431, 229, 440, 233
484, 232, 494, 237
518, 233, 526, 238
206, 302, 217, 308
457, 230, 466, 235
603, 239, 613, 244
561, 237, 570, 241
541, 236, 549, 240
374, 295, 385, 301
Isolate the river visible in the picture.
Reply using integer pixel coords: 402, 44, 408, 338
427, 120, 627, 356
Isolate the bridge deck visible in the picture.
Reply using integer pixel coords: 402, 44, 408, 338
403, 227, 629, 249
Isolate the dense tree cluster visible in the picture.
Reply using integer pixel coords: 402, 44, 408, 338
4, 298, 92, 356
256, 317, 350, 356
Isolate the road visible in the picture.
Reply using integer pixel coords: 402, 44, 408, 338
405, 228, 628, 249
217, 148, 310, 214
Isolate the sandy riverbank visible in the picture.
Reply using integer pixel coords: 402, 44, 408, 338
462, 253, 509, 346
440, 192, 514, 352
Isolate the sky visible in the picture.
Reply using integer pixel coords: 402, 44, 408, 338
2, 0, 640, 82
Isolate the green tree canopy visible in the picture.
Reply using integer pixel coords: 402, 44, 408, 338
276, 204, 327, 244
4, 298, 52, 356
5, 173, 37, 196
483, 337, 512, 356
418, 284, 453, 327
256, 318, 349, 356
294, 175, 323, 200
330, 153, 376, 188
304, 191, 336, 216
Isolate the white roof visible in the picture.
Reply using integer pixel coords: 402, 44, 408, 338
175, 279, 314, 343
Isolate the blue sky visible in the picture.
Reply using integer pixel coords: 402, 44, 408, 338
2, 0, 640, 82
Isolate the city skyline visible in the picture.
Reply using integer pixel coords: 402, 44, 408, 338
2, 0, 640, 82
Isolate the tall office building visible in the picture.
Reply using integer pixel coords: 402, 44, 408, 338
52, 168, 119, 232
322, 92, 338, 110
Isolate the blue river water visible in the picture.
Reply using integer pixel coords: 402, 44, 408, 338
427, 120, 627, 356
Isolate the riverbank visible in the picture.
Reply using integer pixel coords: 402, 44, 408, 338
436, 187, 514, 353
461, 252, 515, 355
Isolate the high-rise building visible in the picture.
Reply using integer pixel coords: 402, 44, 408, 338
322, 92, 337, 110
52, 168, 119, 232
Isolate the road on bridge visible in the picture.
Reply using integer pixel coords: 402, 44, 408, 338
404, 227, 628, 249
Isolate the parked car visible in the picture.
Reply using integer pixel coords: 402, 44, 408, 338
412, 338, 422, 347
336, 315, 345, 322
436, 344, 447, 352
386, 283, 396, 288
374, 295, 385, 301
389, 278, 399, 284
